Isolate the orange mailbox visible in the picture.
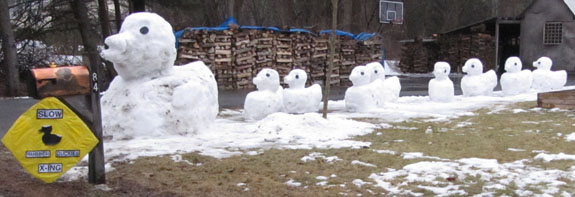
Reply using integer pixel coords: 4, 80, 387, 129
28, 66, 91, 98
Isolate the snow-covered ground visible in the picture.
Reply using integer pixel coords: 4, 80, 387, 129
61, 86, 575, 196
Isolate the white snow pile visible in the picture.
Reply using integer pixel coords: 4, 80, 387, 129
369, 157, 575, 196
101, 113, 373, 162
329, 88, 545, 122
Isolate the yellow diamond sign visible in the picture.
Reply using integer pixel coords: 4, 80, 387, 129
2, 97, 99, 183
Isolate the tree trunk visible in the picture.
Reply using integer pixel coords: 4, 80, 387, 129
131, 0, 145, 13
227, 0, 235, 18
0, 0, 19, 96
98, 0, 111, 38
69, 0, 105, 184
323, 0, 338, 118
97, 0, 116, 90
113, 0, 122, 31
342, 0, 353, 32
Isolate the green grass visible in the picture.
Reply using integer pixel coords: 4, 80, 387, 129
103, 101, 575, 196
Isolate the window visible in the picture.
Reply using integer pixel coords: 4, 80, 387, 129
380, 0, 403, 24
544, 22, 562, 45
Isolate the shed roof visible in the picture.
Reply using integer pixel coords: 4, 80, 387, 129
520, 0, 575, 17
564, 0, 575, 16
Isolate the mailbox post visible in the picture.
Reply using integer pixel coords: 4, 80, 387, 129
3, 63, 106, 184
88, 61, 106, 184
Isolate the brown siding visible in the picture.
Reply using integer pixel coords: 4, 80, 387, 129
520, 0, 575, 72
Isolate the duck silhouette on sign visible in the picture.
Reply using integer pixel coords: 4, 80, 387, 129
39, 125, 61, 146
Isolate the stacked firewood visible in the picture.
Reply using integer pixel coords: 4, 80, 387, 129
399, 38, 439, 73
291, 32, 313, 85
232, 29, 257, 89
177, 29, 385, 89
340, 39, 356, 86
310, 38, 329, 85
437, 33, 495, 73
326, 35, 342, 86
176, 29, 215, 67
212, 31, 234, 89
275, 33, 293, 86
470, 33, 495, 71
254, 30, 275, 76
356, 36, 383, 66
438, 36, 461, 73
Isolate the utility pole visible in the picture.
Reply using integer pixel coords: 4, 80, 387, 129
323, 0, 338, 118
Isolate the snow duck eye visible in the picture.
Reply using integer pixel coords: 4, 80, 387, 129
538, 61, 541, 64
514, 63, 517, 66
374, 70, 378, 74
266, 73, 270, 77
295, 75, 299, 79
444, 70, 447, 73
471, 64, 475, 68
140, 26, 149, 35
360, 72, 364, 76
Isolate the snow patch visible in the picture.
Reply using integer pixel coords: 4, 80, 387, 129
565, 133, 575, 142
351, 160, 377, 168
507, 148, 525, 152
285, 179, 302, 187
373, 149, 396, 155
534, 153, 575, 162
301, 152, 342, 163
369, 157, 575, 196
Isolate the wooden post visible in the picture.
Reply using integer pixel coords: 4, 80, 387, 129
88, 67, 105, 184
70, 0, 106, 184
323, 0, 338, 118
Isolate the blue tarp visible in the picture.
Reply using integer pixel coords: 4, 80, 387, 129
319, 30, 355, 38
354, 32, 377, 41
217, 17, 239, 28
289, 28, 316, 35
174, 17, 385, 60
174, 29, 185, 48
240, 26, 265, 30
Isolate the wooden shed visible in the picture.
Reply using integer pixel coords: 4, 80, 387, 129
520, 0, 575, 72
400, 0, 575, 74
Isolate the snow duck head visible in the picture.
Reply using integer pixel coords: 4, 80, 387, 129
101, 12, 176, 81
462, 58, 484, 76
349, 66, 371, 86
433, 62, 451, 79
284, 69, 308, 89
253, 68, 280, 92
533, 56, 552, 71
365, 62, 385, 82
504, 56, 522, 73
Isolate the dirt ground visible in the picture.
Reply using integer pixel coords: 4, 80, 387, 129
1, 101, 574, 196
0, 144, 181, 197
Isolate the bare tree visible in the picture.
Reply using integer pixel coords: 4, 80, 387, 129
113, 0, 123, 31
0, 0, 20, 96
323, 0, 338, 118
